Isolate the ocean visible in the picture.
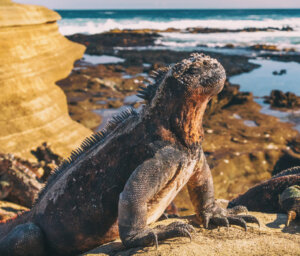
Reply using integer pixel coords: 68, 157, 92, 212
57, 9, 300, 51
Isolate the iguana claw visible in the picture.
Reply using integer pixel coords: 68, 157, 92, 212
199, 204, 260, 230
120, 222, 194, 249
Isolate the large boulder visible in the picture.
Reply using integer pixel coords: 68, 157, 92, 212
0, 1, 92, 160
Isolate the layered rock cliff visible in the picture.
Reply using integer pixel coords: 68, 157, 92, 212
0, 1, 92, 160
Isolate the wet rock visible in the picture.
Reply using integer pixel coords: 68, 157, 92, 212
97, 26, 293, 35
259, 54, 300, 64
202, 88, 299, 200
283, 47, 296, 52
250, 44, 280, 51
67, 32, 161, 55
108, 100, 123, 109
224, 43, 235, 49
119, 77, 144, 92
264, 90, 300, 109
116, 50, 259, 76
185, 26, 293, 34
272, 69, 286, 75
57, 64, 131, 130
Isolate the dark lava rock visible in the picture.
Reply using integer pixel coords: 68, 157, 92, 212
31, 142, 63, 181
272, 69, 287, 76
264, 90, 300, 109
116, 50, 259, 77
259, 54, 300, 63
0, 143, 63, 208
185, 26, 293, 34
67, 32, 161, 55
0, 153, 43, 208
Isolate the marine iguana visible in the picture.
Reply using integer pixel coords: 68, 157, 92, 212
229, 166, 300, 226
0, 53, 259, 256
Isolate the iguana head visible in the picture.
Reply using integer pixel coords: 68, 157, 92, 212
138, 53, 226, 104
172, 52, 226, 96
139, 53, 226, 147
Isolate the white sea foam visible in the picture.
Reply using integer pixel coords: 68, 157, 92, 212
82, 54, 125, 64
58, 17, 300, 35
158, 31, 300, 51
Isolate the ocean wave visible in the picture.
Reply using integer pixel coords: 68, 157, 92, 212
158, 31, 300, 51
58, 17, 300, 35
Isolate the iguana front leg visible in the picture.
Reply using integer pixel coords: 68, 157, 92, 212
118, 146, 194, 248
187, 153, 260, 230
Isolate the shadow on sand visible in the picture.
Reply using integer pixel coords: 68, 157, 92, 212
266, 213, 299, 234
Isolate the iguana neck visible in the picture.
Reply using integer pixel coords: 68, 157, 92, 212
145, 88, 210, 149
171, 93, 209, 148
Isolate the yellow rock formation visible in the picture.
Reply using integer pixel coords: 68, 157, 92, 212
0, 1, 92, 160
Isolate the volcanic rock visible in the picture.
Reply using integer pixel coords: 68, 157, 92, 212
264, 90, 300, 109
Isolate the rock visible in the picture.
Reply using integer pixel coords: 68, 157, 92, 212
259, 54, 300, 64
119, 77, 144, 92
184, 26, 293, 34
272, 69, 287, 75
83, 213, 300, 256
67, 32, 161, 55
264, 90, 300, 109
116, 50, 260, 76
0, 200, 28, 222
30, 142, 62, 166
250, 44, 280, 52
201, 88, 299, 200
57, 63, 131, 130
0, 1, 92, 160
30, 142, 63, 181
0, 153, 43, 207
105, 26, 293, 35
206, 81, 252, 115
224, 43, 235, 49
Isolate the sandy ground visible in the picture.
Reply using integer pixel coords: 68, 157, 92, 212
83, 212, 299, 256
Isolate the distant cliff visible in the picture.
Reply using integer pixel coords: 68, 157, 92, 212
0, 0, 92, 160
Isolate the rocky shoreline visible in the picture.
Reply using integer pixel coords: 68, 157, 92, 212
56, 31, 300, 210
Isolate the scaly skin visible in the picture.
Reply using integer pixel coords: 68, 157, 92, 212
0, 53, 258, 256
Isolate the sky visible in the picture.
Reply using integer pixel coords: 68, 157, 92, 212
14, 0, 300, 10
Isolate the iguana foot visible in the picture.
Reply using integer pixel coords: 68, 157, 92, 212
120, 222, 194, 249
197, 204, 260, 231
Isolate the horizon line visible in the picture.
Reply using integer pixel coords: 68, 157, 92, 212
54, 8, 300, 11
